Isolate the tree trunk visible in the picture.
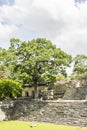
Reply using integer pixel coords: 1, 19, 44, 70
33, 75, 38, 99
34, 83, 38, 99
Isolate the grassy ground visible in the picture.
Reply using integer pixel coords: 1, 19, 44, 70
0, 121, 87, 130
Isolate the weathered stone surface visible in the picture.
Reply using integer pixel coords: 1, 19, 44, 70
1, 99, 87, 127
63, 79, 87, 100
0, 109, 6, 121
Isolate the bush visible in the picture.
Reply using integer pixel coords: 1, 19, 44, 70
0, 79, 23, 99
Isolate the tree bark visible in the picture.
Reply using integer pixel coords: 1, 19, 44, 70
34, 83, 38, 99
33, 75, 39, 99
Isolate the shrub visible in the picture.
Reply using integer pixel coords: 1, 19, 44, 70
0, 79, 23, 99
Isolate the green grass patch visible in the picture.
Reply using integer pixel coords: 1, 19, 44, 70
0, 121, 87, 130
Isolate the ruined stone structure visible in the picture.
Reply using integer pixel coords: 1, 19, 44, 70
22, 86, 48, 98
22, 78, 87, 100
53, 80, 69, 99
0, 99, 87, 127
0, 79, 87, 126
63, 78, 87, 100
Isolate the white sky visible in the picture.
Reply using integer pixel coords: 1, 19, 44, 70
0, 0, 87, 56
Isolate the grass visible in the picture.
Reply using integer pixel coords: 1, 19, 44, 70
0, 121, 87, 130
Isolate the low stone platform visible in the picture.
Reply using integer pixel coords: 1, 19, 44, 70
0, 99, 87, 127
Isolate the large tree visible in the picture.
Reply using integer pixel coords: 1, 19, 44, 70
72, 54, 87, 77
8, 38, 72, 98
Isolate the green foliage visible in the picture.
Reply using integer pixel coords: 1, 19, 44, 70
0, 48, 9, 79
0, 38, 72, 98
11, 38, 72, 83
0, 79, 23, 99
0, 64, 8, 79
72, 54, 87, 77
56, 75, 65, 80
0, 47, 18, 80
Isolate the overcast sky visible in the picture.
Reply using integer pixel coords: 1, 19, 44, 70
0, 0, 87, 56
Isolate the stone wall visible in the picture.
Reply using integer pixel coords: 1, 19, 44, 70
52, 79, 87, 100
63, 79, 87, 100
21, 79, 87, 100
1, 99, 87, 127
53, 80, 69, 99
